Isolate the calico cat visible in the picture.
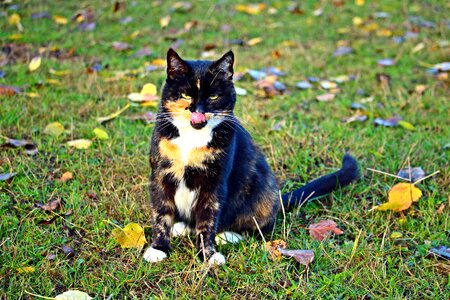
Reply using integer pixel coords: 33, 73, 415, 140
143, 49, 359, 265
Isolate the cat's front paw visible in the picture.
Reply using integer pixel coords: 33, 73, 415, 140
143, 247, 167, 263
208, 252, 226, 266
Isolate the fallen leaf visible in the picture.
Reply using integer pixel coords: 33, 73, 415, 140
308, 220, 344, 241
37, 198, 61, 211
55, 290, 92, 300
397, 167, 425, 182
436, 203, 445, 214
93, 128, 109, 140
62, 245, 75, 257
333, 46, 353, 57
296, 81, 313, 89
316, 93, 335, 102
112, 41, 131, 51
378, 58, 395, 66
170, 2, 193, 13
429, 246, 450, 260
320, 80, 337, 89
125, 112, 157, 124
96, 103, 130, 124
44, 122, 65, 137
265, 239, 287, 260
28, 56, 42, 72
8, 13, 23, 31
398, 120, 415, 131
0, 85, 20, 96
111, 222, 147, 249
67, 139, 92, 149
376, 183, 422, 212
373, 116, 401, 127
278, 248, 314, 266
1, 138, 38, 155
53, 15, 68, 25
234, 86, 247, 96
342, 112, 368, 123
160, 15, 171, 28
235, 3, 266, 15
17, 266, 35, 274
246, 37, 263, 46
59, 172, 73, 183
390, 232, 403, 239
411, 42, 425, 53
0, 172, 16, 181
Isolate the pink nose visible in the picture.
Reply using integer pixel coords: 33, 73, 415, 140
190, 112, 206, 124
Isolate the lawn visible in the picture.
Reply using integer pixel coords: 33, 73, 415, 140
1, 1, 449, 299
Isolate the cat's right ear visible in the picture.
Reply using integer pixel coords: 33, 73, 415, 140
167, 48, 189, 80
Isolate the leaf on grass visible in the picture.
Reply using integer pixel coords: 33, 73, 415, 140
390, 232, 403, 239
1, 138, 38, 155
59, 172, 73, 183
17, 266, 35, 274
377, 58, 395, 66
111, 222, 147, 249
235, 3, 266, 15
278, 248, 314, 266
316, 93, 335, 102
373, 116, 401, 127
0, 85, 20, 96
28, 56, 42, 72
264, 239, 287, 260
320, 80, 338, 89
36, 198, 61, 212
160, 15, 171, 28
308, 220, 344, 241
112, 41, 131, 51
67, 139, 92, 149
44, 122, 65, 137
429, 246, 450, 260
398, 120, 415, 131
8, 13, 23, 31
128, 84, 158, 102
342, 112, 368, 123
0, 172, 16, 181
246, 37, 263, 46
55, 290, 92, 300
53, 15, 68, 25
375, 183, 422, 212
93, 128, 109, 140
96, 103, 130, 124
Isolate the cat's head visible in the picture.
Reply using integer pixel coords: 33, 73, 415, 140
160, 48, 236, 130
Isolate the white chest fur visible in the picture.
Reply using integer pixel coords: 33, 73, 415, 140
170, 117, 221, 219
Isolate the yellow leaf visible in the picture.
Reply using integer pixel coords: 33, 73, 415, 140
235, 3, 266, 15
44, 122, 65, 137
139, 101, 158, 108
355, 0, 364, 6
93, 128, 109, 140
46, 79, 62, 86
140, 83, 157, 96
8, 13, 21, 26
150, 58, 166, 66
246, 37, 263, 46
53, 15, 68, 25
390, 232, 403, 239
17, 266, 35, 274
352, 17, 363, 26
49, 69, 71, 76
376, 28, 392, 37
264, 239, 287, 261
376, 183, 422, 212
129, 30, 140, 39
398, 121, 416, 131
29, 56, 42, 72
160, 15, 171, 28
26, 92, 40, 98
111, 222, 147, 249
67, 139, 92, 149
96, 103, 130, 124
8, 33, 23, 40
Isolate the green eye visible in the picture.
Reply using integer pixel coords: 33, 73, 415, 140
181, 93, 191, 99
210, 95, 219, 100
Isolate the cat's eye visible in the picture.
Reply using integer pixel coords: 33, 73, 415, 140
210, 95, 219, 100
181, 93, 191, 99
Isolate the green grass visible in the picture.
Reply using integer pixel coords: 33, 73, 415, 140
1, 1, 449, 299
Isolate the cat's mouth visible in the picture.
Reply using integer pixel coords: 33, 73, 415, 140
190, 112, 207, 129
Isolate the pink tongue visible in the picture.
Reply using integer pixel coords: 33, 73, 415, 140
190, 112, 206, 124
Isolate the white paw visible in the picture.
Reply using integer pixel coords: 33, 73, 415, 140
215, 231, 243, 245
171, 222, 191, 237
143, 247, 167, 263
208, 252, 226, 265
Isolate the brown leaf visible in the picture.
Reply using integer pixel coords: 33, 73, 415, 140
264, 239, 287, 260
308, 220, 344, 241
37, 198, 61, 212
278, 248, 314, 266
58, 172, 73, 182
0, 85, 20, 96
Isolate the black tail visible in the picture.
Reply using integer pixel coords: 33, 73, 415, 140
282, 154, 360, 209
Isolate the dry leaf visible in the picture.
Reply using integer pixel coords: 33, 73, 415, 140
111, 222, 147, 249
246, 37, 263, 46
160, 15, 171, 28
264, 239, 287, 260
44, 122, 65, 137
376, 183, 422, 212
17, 266, 35, 274
53, 15, 68, 25
67, 139, 92, 149
96, 103, 130, 124
29, 56, 42, 72
316, 93, 335, 102
37, 198, 61, 211
235, 3, 266, 15
55, 290, 92, 300
93, 128, 109, 140
8, 13, 23, 31
308, 220, 344, 241
59, 172, 73, 183
278, 248, 314, 266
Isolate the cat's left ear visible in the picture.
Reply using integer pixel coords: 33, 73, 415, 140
210, 50, 234, 80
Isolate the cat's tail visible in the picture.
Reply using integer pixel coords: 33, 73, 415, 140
282, 154, 360, 209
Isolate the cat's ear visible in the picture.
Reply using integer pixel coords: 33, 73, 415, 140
210, 50, 234, 80
167, 48, 189, 79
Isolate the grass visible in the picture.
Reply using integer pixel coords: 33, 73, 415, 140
1, 0, 449, 299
